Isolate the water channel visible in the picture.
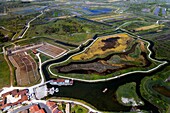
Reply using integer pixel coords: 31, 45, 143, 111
41, 32, 169, 112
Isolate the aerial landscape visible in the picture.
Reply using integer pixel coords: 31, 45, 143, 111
0, 0, 169, 113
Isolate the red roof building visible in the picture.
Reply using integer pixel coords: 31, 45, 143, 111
36, 109, 46, 113
0, 89, 28, 110
46, 101, 63, 113
30, 105, 40, 113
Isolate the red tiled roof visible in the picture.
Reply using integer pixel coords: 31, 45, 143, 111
53, 79, 65, 82
30, 105, 39, 113
46, 101, 62, 113
21, 95, 28, 101
46, 101, 56, 108
18, 90, 27, 95
0, 89, 29, 110
36, 109, 46, 113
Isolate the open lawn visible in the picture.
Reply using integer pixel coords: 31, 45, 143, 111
0, 54, 10, 88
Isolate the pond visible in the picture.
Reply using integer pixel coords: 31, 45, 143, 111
82, 8, 112, 15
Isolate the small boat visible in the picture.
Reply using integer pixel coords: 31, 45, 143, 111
103, 88, 108, 93
50, 79, 73, 86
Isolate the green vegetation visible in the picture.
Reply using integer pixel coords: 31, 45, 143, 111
32, 9, 70, 25
140, 66, 170, 113
0, 28, 14, 44
0, 12, 40, 40
0, 54, 10, 88
116, 82, 144, 106
40, 53, 51, 63
120, 21, 153, 31
129, 44, 141, 58
158, 8, 163, 17
141, 27, 170, 61
71, 104, 88, 113
24, 18, 109, 44
49, 97, 97, 111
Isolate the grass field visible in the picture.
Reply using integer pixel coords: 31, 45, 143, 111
0, 54, 10, 88
71, 104, 88, 113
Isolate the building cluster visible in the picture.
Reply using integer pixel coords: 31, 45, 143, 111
0, 89, 29, 111
17, 101, 63, 113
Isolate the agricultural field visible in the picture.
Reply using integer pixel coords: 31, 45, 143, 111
51, 33, 159, 80
134, 24, 163, 32
88, 13, 132, 22
8, 52, 40, 86
116, 82, 144, 106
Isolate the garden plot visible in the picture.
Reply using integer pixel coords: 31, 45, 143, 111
9, 52, 39, 86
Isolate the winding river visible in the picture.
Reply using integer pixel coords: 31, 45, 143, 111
41, 31, 169, 112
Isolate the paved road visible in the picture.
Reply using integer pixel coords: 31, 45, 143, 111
36, 53, 44, 84
18, 11, 43, 39
10, 104, 33, 113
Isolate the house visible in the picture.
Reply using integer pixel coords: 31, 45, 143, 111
30, 105, 39, 113
46, 101, 63, 113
